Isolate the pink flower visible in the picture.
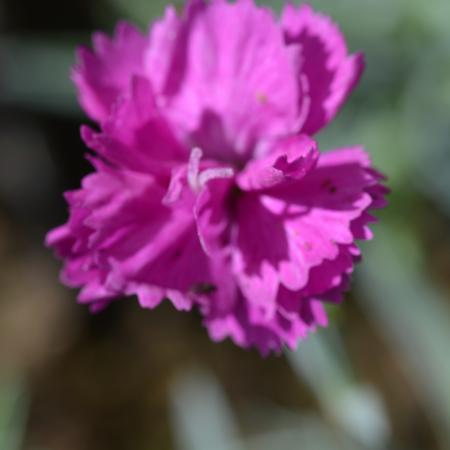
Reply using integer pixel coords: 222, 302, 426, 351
46, 0, 387, 354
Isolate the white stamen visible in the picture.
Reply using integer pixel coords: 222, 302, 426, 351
198, 167, 234, 188
188, 147, 203, 190
187, 147, 234, 192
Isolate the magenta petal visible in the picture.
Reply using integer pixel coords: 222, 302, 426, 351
237, 135, 318, 191
144, 2, 202, 96
233, 194, 285, 318
299, 245, 356, 299
73, 21, 148, 122
156, 0, 299, 161
81, 76, 185, 177
46, 163, 195, 311
261, 146, 383, 291
47, 166, 164, 302
218, 145, 386, 352
205, 293, 327, 356
194, 176, 233, 255
281, 4, 365, 134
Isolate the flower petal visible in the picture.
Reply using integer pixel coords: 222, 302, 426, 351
223, 146, 386, 352
73, 22, 148, 122
194, 176, 234, 255
81, 76, 186, 176
237, 135, 318, 191
263, 146, 383, 291
149, 0, 299, 162
204, 293, 327, 356
281, 4, 364, 134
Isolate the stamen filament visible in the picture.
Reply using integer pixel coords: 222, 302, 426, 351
188, 147, 203, 190
188, 147, 234, 191
198, 167, 234, 188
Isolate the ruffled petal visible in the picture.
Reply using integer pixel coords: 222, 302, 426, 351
46, 163, 160, 298
236, 135, 318, 191
81, 76, 186, 176
219, 146, 386, 352
144, 1, 205, 96
47, 148, 242, 314
46, 160, 224, 312
148, 0, 299, 162
73, 22, 148, 122
204, 293, 327, 356
262, 146, 383, 292
281, 4, 364, 134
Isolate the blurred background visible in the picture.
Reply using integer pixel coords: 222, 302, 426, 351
0, 0, 450, 449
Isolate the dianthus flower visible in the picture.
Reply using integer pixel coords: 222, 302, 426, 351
46, 0, 387, 354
